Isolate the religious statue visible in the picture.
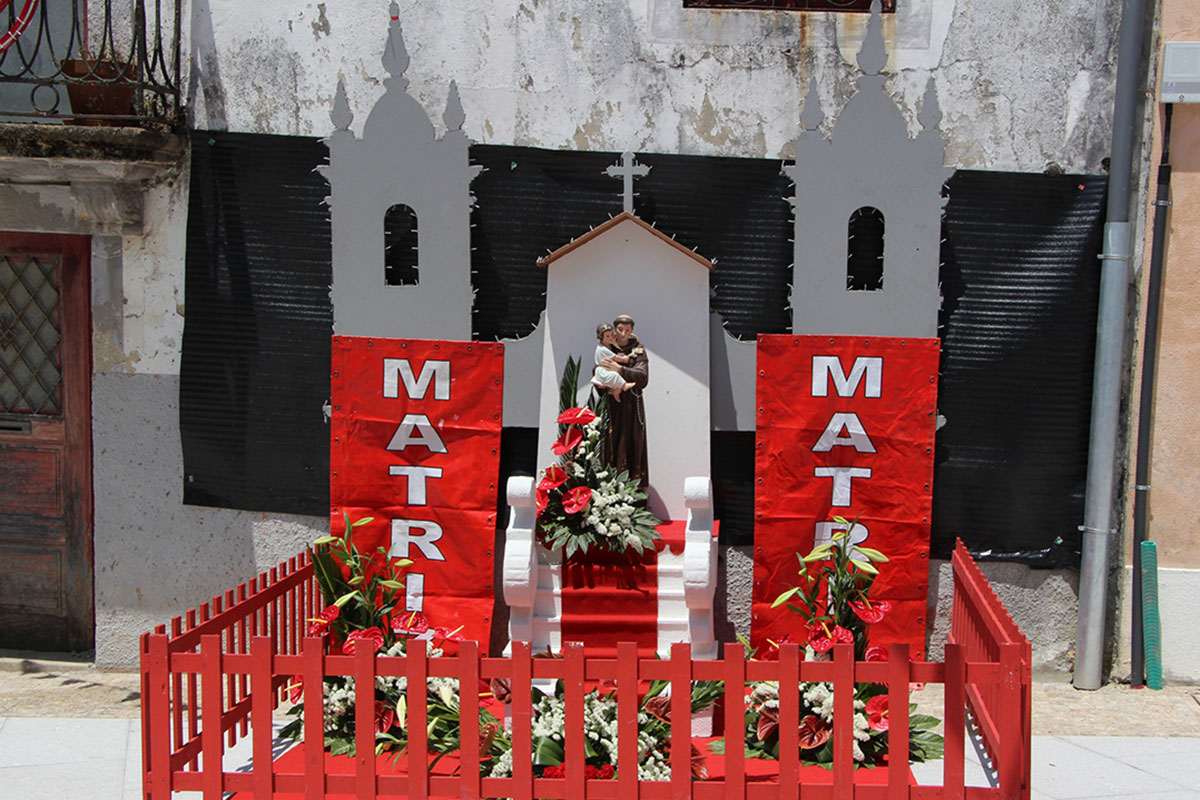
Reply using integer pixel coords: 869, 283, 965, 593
598, 314, 649, 490
591, 322, 636, 402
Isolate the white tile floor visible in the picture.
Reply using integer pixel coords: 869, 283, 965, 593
2, 717, 1198, 799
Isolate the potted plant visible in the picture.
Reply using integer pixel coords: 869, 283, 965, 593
59, 46, 136, 125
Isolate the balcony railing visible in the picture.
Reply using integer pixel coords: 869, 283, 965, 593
0, 0, 181, 127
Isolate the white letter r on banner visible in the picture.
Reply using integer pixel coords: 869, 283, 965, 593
389, 519, 447, 561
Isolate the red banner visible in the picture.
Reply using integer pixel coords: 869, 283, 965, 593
330, 337, 503, 647
752, 335, 938, 658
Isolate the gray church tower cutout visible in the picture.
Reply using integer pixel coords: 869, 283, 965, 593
786, 2, 949, 337
324, 3, 476, 340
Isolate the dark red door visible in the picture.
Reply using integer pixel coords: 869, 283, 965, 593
0, 232, 93, 651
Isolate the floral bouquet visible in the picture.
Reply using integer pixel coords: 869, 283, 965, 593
280, 523, 506, 770
535, 356, 660, 557
722, 518, 943, 767
486, 673, 722, 780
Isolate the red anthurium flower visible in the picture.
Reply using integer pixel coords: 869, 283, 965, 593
392, 610, 429, 637
690, 744, 709, 780
864, 644, 889, 662
489, 677, 513, 703
433, 625, 465, 645
557, 407, 597, 425
552, 427, 583, 455
536, 483, 550, 515
761, 634, 793, 661
374, 700, 396, 734
561, 485, 592, 514
865, 695, 889, 731
645, 696, 671, 724
756, 706, 779, 742
307, 604, 340, 637
808, 622, 853, 653
479, 721, 502, 752
798, 715, 832, 749
540, 465, 569, 490
287, 675, 303, 704
850, 599, 892, 624
343, 627, 384, 655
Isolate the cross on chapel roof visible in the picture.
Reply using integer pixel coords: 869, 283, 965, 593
604, 151, 651, 213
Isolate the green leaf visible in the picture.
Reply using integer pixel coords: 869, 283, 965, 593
348, 575, 364, 586
853, 546, 889, 563
311, 535, 338, 545
852, 559, 879, 575
352, 516, 374, 527
378, 579, 405, 590
771, 587, 800, 607
532, 736, 565, 765
910, 714, 941, 730
333, 591, 357, 607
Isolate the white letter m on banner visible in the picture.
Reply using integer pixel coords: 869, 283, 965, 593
811, 355, 882, 398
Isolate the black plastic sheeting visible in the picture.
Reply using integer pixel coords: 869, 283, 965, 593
469, 146, 793, 341
180, 131, 332, 514
933, 171, 1106, 566
179, 134, 1105, 566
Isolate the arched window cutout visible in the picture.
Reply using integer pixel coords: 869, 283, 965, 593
384, 204, 419, 286
846, 206, 884, 292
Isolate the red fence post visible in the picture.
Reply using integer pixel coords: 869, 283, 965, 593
723, 641, 747, 800
303, 636, 326, 800
459, 640, 482, 800
997, 643, 1023, 800
617, 642, 640, 798
564, 642, 586, 800
831, 643, 854, 795
886, 643, 910, 799
143, 633, 171, 799
355, 644, 378, 800
251, 635, 276, 800
407, 638, 429, 800
200, 633, 225, 799
669, 642, 692, 800
943, 643, 965, 800
511, 642, 533, 800
776, 643, 799, 800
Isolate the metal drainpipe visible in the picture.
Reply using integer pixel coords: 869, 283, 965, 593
1073, 0, 1149, 691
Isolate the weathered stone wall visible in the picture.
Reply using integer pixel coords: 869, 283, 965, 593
188, 0, 1119, 174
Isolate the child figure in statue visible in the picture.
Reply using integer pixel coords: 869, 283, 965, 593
592, 322, 634, 402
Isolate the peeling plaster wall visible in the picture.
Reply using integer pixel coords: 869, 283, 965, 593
188, 0, 1118, 174
86, 165, 326, 668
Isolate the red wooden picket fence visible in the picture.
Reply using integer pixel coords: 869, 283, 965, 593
141, 541, 1030, 799
948, 540, 1032, 797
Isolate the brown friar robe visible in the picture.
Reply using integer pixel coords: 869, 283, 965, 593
602, 335, 649, 491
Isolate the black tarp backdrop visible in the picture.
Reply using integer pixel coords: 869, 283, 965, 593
181, 132, 1103, 566
933, 171, 1106, 566
181, 132, 333, 512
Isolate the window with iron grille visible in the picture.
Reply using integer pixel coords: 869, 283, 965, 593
682, 0, 894, 12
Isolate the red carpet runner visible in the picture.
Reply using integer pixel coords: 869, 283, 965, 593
558, 521, 688, 658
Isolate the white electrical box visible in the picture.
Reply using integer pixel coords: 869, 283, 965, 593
1162, 42, 1200, 103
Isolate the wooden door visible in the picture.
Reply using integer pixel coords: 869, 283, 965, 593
0, 233, 93, 651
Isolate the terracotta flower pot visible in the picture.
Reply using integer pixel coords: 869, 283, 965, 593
60, 57, 136, 125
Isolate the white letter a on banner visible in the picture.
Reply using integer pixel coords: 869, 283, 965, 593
386, 414, 448, 453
